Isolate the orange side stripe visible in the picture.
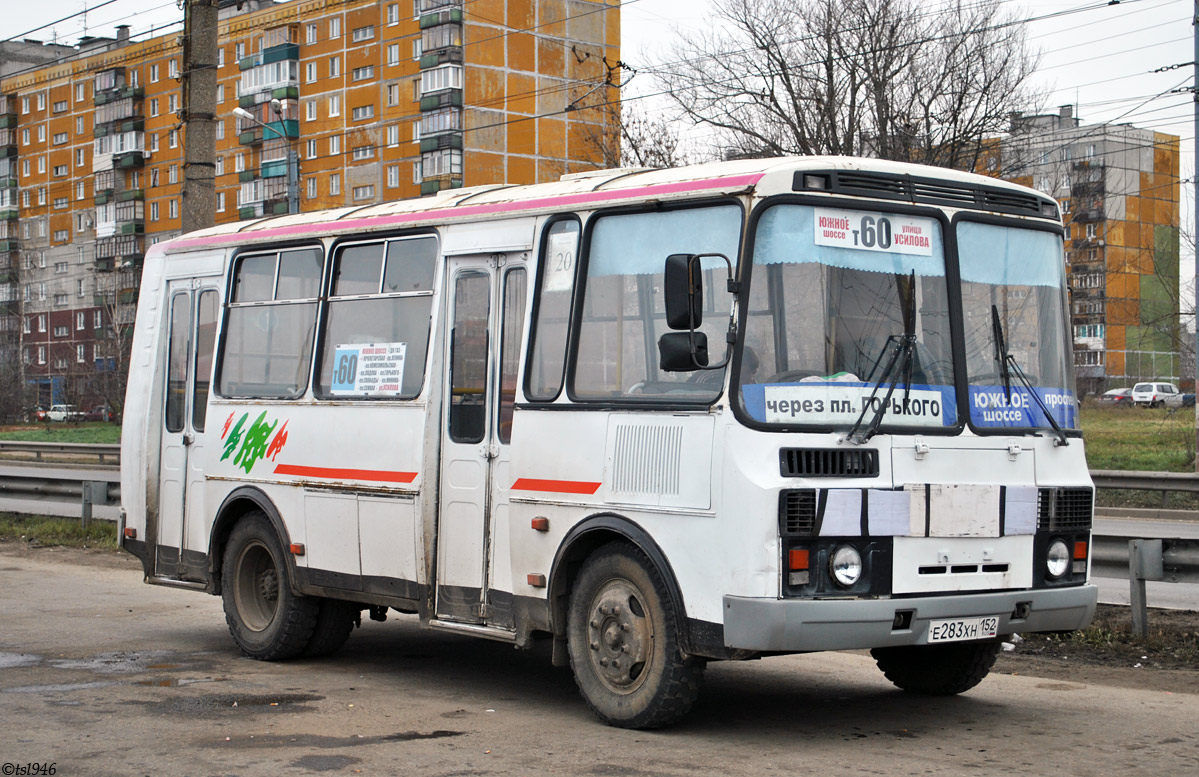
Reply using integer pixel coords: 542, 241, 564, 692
511, 478, 602, 495
273, 464, 417, 484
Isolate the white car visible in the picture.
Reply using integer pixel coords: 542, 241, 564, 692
45, 404, 83, 422
1130, 382, 1179, 408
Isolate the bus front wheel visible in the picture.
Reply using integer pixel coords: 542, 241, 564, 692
566, 542, 704, 729
871, 640, 1001, 695
222, 512, 318, 660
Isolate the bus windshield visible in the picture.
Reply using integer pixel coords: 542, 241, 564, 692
738, 202, 956, 430
958, 220, 1078, 431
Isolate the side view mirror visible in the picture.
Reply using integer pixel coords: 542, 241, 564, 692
657, 252, 736, 372
664, 253, 702, 330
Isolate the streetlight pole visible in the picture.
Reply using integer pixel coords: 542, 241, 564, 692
233, 102, 298, 215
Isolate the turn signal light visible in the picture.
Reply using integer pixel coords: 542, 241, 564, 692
1073, 541, 1088, 560
530, 517, 550, 532
289, 543, 306, 556
788, 548, 810, 571
527, 573, 546, 588
123, 527, 136, 539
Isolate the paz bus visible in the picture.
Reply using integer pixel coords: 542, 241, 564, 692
120, 156, 1097, 729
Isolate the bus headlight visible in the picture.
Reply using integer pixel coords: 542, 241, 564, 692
1046, 539, 1071, 579
829, 545, 863, 587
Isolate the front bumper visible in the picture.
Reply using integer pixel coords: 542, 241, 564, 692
723, 585, 1097, 652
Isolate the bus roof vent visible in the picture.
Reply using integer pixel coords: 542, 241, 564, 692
780, 448, 879, 478
1037, 487, 1093, 531
778, 489, 818, 536
794, 170, 1055, 220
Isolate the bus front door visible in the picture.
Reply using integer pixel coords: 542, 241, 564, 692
435, 256, 525, 624
155, 282, 218, 581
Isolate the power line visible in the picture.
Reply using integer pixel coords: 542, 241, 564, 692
3, 0, 126, 44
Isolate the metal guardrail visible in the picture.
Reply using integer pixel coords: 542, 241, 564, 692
1091, 534, 1199, 634
0, 471, 120, 526
0, 441, 120, 465
1089, 469, 1199, 494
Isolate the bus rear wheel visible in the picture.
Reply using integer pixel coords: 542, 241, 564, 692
302, 599, 359, 658
871, 640, 1001, 695
566, 542, 704, 729
222, 512, 318, 660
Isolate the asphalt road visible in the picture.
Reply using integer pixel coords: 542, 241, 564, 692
2, 547, 1198, 776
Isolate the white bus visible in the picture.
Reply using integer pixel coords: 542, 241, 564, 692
121, 157, 1097, 728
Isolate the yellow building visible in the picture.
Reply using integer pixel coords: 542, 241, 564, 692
0, 0, 620, 408
987, 107, 1181, 393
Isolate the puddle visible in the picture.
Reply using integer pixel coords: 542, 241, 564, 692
140, 692, 325, 718
290, 754, 362, 772
214, 730, 463, 749
132, 677, 214, 688
50, 650, 183, 675
3, 681, 116, 694
0, 652, 41, 670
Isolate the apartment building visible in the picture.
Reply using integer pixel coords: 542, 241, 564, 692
986, 106, 1181, 394
0, 0, 620, 411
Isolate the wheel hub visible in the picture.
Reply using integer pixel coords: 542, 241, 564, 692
586, 581, 652, 693
257, 568, 278, 602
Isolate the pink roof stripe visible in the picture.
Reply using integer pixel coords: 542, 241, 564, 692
173, 173, 764, 250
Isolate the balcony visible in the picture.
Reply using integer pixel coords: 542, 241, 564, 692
420, 48, 463, 68
93, 118, 145, 138
0, 129, 16, 154
420, 7, 463, 27
113, 150, 146, 169
94, 85, 145, 105
0, 238, 17, 252
0, 112, 15, 130
94, 234, 144, 267
420, 90, 463, 111
1072, 207, 1104, 223
238, 203, 264, 220
238, 119, 298, 146
419, 133, 463, 153
239, 85, 299, 109
0, 207, 16, 222
420, 176, 462, 196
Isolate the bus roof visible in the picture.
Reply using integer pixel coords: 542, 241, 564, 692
168, 156, 1054, 253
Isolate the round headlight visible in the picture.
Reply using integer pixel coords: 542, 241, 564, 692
1046, 538, 1070, 578
829, 545, 863, 587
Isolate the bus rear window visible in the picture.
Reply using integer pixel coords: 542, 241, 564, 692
217, 246, 322, 399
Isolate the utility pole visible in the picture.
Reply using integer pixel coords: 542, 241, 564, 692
180, 0, 219, 234
1193, 0, 1198, 470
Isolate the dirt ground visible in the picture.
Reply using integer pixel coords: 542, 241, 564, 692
6, 540, 1197, 695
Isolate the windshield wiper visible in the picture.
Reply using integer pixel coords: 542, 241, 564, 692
846, 271, 917, 445
989, 305, 1069, 447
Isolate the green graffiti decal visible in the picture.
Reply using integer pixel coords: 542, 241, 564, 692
220, 410, 288, 474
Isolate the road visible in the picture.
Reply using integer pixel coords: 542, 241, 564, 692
2, 547, 1198, 776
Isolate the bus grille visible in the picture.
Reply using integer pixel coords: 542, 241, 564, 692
797, 170, 1056, 220
780, 448, 879, 478
779, 489, 818, 536
1037, 487, 1094, 531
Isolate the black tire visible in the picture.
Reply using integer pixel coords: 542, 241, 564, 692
302, 598, 359, 658
567, 542, 704, 729
871, 640, 1001, 695
221, 512, 318, 660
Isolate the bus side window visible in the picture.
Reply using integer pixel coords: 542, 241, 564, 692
217, 246, 322, 398
165, 292, 190, 433
192, 289, 218, 431
315, 235, 437, 399
497, 267, 527, 443
526, 218, 578, 401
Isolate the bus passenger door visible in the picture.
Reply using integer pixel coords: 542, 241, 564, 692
155, 282, 219, 581
436, 257, 506, 623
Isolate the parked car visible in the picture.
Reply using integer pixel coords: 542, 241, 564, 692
1164, 392, 1196, 409
31, 406, 48, 422
84, 405, 114, 422
1131, 382, 1180, 408
45, 404, 84, 422
1096, 387, 1134, 407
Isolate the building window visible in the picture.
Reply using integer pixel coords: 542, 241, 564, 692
37, 94, 45, 110
351, 105, 374, 121
53, 197, 68, 209
38, 314, 46, 332
306, 62, 317, 83
169, 199, 178, 219
169, 164, 179, 184
169, 94, 178, 114
216, 120, 225, 140
76, 116, 84, 135
21, 128, 29, 146
77, 283, 85, 301
76, 181, 85, 200
217, 84, 224, 103
387, 3, 399, 24
54, 325, 69, 337
352, 146, 373, 161
329, 56, 341, 78
217, 192, 226, 212
169, 59, 179, 78
150, 64, 159, 82
306, 177, 317, 199
150, 98, 159, 117
306, 23, 317, 44
151, 201, 160, 221
351, 26, 374, 43
38, 347, 45, 365
329, 134, 341, 155
94, 311, 102, 328
352, 66, 374, 82
169, 130, 179, 148
53, 132, 68, 145
330, 173, 341, 195
53, 100, 68, 113
77, 344, 86, 363
387, 44, 400, 66
352, 185, 375, 200
386, 84, 399, 106
1086, 223, 1097, 239
330, 17, 341, 38
387, 165, 399, 188
53, 164, 68, 176
75, 83, 85, 101
328, 95, 341, 117
306, 139, 317, 159
420, 65, 463, 94
305, 101, 316, 122
151, 133, 159, 152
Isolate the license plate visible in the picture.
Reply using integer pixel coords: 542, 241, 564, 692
927, 616, 999, 644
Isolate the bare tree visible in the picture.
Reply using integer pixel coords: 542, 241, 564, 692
655, 0, 1040, 169
87, 268, 139, 421
581, 99, 704, 169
